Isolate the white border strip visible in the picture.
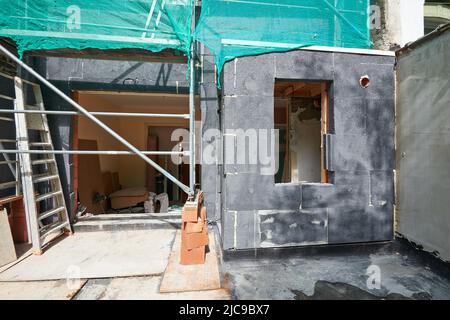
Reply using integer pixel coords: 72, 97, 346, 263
1, 29, 181, 46
221, 39, 395, 57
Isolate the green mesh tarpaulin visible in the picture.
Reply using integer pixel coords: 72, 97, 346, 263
195, 0, 372, 76
0, 0, 372, 80
0, 0, 194, 57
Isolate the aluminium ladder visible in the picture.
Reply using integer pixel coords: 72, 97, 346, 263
14, 76, 72, 255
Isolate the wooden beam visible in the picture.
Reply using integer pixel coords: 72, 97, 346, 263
26, 48, 188, 64
321, 83, 329, 183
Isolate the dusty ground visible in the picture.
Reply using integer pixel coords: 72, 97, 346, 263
222, 239, 450, 300
0, 276, 230, 300
1, 213, 449, 300
0, 213, 229, 300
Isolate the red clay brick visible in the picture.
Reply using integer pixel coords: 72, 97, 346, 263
200, 206, 207, 221
182, 222, 209, 250
182, 202, 199, 222
180, 245, 206, 265
183, 219, 204, 234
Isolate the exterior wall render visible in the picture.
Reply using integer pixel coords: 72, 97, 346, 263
396, 27, 450, 262
220, 49, 396, 250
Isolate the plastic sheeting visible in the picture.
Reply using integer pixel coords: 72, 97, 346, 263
0, 0, 194, 57
195, 0, 372, 75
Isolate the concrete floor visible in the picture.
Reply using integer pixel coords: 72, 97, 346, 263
0, 276, 230, 300
0, 213, 181, 281
0, 212, 230, 300
2, 213, 450, 300
222, 238, 450, 300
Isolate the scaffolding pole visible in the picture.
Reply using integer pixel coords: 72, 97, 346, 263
188, 2, 197, 197
0, 109, 190, 119
0, 150, 187, 156
0, 43, 192, 195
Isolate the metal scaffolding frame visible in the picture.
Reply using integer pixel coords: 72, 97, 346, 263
0, 15, 198, 198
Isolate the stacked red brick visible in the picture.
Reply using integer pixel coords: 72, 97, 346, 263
180, 192, 209, 265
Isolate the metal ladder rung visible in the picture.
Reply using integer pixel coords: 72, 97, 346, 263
25, 104, 40, 109
38, 206, 65, 221
0, 160, 17, 165
29, 142, 52, 147
31, 159, 56, 165
0, 181, 18, 190
36, 191, 63, 202
33, 174, 59, 184
0, 117, 14, 122
28, 128, 49, 132
0, 139, 17, 143
0, 93, 14, 101
40, 221, 69, 240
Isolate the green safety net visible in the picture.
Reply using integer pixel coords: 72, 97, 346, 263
195, 0, 372, 76
0, 0, 194, 57
0, 0, 372, 80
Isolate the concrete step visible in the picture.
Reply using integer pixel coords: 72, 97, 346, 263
74, 213, 182, 232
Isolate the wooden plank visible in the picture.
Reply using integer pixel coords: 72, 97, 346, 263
159, 230, 221, 293
0, 195, 23, 206
321, 83, 329, 183
26, 48, 188, 64
0, 208, 17, 268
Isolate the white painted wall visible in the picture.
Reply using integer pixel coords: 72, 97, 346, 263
396, 29, 450, 262
385, 0, 425, 47
291, 120, 321, 183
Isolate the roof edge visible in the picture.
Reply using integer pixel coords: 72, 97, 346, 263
396, 22, 450, 57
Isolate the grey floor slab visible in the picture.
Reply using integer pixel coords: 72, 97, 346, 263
0, 279, 85, 300
74, 276, 230, 300
223, 241, 450, 300
0, 228, 177, 281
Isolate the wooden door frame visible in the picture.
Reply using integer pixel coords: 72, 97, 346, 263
320, 83, 329, 183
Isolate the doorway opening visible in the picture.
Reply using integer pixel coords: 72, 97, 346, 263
73, 91, 201, 215
274, 80, 329, 184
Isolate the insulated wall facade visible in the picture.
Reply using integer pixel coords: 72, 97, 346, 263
396, 27, 450, 262
220, 49, 395, 250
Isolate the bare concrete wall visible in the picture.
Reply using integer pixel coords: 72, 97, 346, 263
221, 49, 396, 250
371, 0, 425, 50
396, 29, 450, 262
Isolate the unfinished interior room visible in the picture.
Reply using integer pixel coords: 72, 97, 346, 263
75, 91, 201, 215
0, 0, 450, 302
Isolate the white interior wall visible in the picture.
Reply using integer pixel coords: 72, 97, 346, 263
77, 92, 198, 189
295, 120, 321, 183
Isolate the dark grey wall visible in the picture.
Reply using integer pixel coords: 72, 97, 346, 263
199, 45, 221, 222
0, 74, 16, 199
32, 57, 190, 221
220, 50, 395, 250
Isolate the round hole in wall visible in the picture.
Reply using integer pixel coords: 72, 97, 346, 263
360, 75, 371, 88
